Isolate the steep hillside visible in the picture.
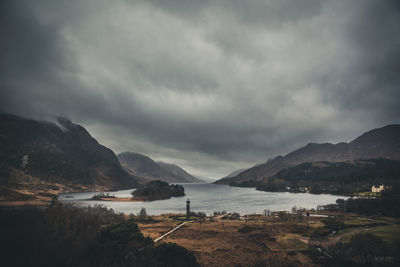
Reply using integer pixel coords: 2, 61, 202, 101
221, 168, 247, 179
257, 159, 400, 195
157, 162, 201, 183
215, 124, 400, 186
118, 152, 200, 183
0, 114, 139, 201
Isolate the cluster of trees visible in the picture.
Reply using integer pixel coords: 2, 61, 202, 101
213, 210, 227, 216
328, 232, 399, 266
319, 187, 400, 218
91, 192, 116, 199
275, 211, 306, 223
221, 212, 240, 220
193, 211, 206, 218
132, 180, 185, 201
0, 201, 199, 267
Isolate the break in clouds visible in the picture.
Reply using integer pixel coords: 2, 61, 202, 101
1, 0, 399, 178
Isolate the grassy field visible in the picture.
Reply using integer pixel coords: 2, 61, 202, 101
138, 215, 318, 266
342, 216, 377, 226
137, 212, 400, 266
340, 224, 400, 245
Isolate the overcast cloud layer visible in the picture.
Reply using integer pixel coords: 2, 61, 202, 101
1, 0, 399, 179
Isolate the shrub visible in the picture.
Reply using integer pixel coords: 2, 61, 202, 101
347, 232, 388, 265
322, 217, 344, 233
153, 243, 199, 267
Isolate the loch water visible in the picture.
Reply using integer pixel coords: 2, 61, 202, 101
59, 183, 344, 215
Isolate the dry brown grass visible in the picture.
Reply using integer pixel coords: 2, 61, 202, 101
138, 216, 319, 267
0, 168, 112, 206
138, 215, 184, 240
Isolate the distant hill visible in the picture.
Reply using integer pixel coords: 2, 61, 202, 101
256, 159, 400, 195
215, 124, 400, 186
0, 114, 139, 200
157, 161, 202, 183
221, 168, 247, 179
117, 152, 201, 183
194, 176, 216, 183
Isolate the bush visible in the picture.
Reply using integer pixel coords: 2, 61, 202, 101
322, 217, 344, 233
96, 219, 154, 266
347, 232, 388, 265
153, 243, 199, 267
327, 232, 391, 265
139, 207, 148, 218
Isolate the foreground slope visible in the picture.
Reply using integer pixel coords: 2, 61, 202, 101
0, 114, 138, 200
118, 152, 201, 183
216, 124, 400, 185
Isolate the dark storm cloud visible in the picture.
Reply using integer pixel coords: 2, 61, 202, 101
1, 0, 399, 178
317, 1, 400, 121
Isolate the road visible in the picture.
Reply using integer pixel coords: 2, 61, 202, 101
154, 221, 192, 243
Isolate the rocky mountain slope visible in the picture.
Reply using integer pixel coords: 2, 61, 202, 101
215, 124, 400, 186
118, 152, 201, 183
0, 114, 139, 200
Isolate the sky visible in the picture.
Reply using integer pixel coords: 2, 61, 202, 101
1, 0, 399, 179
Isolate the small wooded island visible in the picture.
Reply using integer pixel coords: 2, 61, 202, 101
132, 180, 185, 201
91, 180, 185, 202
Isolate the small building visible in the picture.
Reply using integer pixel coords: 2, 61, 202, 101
372, 184, 385, 193
264, 209, 271, 216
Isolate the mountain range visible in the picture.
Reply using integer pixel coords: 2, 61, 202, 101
0, 114, 200, 203
1, 112, 399, 201
117, 152, 201, 183
215, 124, 400, 187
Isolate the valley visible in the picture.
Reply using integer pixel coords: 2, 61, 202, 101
1, 114, 399, 266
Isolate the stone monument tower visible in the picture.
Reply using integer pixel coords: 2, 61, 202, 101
186, 198, 190, 219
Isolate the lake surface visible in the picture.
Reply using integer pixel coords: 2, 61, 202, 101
59, 183, 344, 215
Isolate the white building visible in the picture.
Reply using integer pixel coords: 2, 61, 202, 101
371, 184, 384, 193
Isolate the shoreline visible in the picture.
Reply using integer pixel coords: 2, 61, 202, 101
92, 197, 145, 202
91, 196, 174, 202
